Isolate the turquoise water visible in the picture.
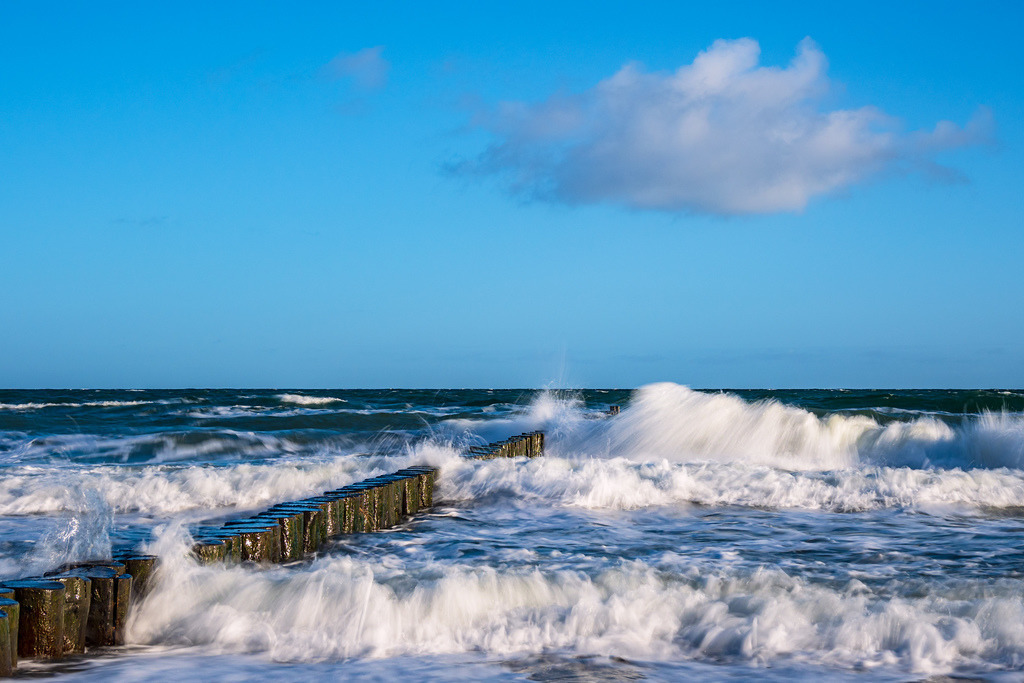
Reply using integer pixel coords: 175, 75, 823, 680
2, 385, 1024, 680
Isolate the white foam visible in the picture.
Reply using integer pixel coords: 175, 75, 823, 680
0, 442, 461, 517
125, 531, 1024, 675
0, 400, 153, 410
436, 453, 1024, 512
468, 383, 1024, 473
277, 394, 348, 406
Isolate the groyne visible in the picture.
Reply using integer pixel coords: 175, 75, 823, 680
0, 430, 545, 675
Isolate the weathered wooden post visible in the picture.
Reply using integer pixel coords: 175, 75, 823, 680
303, 497, 344, 537
326, 489, 370, 532
394, 469, 424, 513
49, 574, 90, 654
0, 596, 16, 672
390, 472, 420, 515
322, 490, 362, 533
0, 608, 12, 677
0, 592, 15, 669
195, 529, 243, 563
84, 567, 132, 647
253, 510, 305, 562
3, 580, 65, 659
119, 556, 157, 599
340, 484, 380, 531
221, 522, 282, 564
360, 479, 397, 528
191, 537, 228, 564
267, 504, 326, 553
401, 465, 437, 507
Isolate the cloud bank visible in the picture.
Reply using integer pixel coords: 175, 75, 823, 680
457, 38, 992, 215
323, 46, 389, 90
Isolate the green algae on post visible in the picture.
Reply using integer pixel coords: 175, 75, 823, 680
84, 568, 121, 647
0, 596, 15, 669
0, 609, 12, 678
191, 538, 228, 564
112, 575, 132, 646
120, 556, 157, 599
48, 575, 91, 654
2, 580, 65, 660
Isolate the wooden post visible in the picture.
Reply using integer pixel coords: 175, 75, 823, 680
267, 504, 326, 554
84, 568, 121, 647
340, 484, 379, 531
253, 511, 305, 562
48, 574, 91, 654
402, 466, 437, 508
0, 609, 12, 678
221, 523, 281, 564
303, 497, 344, 537
0, 597, 16, 671
112, 574, 133, 646
322, 491, 362, 534
2, 580, 65, 660
120, 556, 157, 599
191, 538, 228, 564
0, 593, 15, 667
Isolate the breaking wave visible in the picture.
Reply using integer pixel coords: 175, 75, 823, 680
125, 529, 1024, 676
277, 394, 348, 406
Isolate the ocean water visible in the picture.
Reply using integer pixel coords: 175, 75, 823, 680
2, 383, 1024, 681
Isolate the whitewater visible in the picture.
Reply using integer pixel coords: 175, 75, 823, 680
2, 384, 1024, 680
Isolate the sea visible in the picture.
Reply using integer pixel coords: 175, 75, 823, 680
2, 383, 1024, 681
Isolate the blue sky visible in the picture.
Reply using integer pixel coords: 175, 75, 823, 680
2, 1, 1021, 388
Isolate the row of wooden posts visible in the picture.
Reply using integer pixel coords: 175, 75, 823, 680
464, 431, 544, 460
0, 431, 546, 676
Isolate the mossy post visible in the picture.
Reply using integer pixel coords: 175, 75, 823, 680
0, 609, 12, 678
326, 489, 369, 533
323, 491, 360, 534
112, 574, 132, 646
0, 593, 15, 668
254, 511, 304, 562
225, 524, 281, 564
191, 538, 227, 564
402, 466, 437, 508
4, 580, 65, 660
397, 473, 420, 515
199, 532, 242, 563
0, 598, 16, 671
121, 556, 157, 599
352, 483, 382, 530
304, 497, 343, 537
84, 567, 121, 647
50, 574, 90, 654
375, 478, 401, 528
362, 480, 392, 528
348, 486, 378, 531
269, 505, 325, 553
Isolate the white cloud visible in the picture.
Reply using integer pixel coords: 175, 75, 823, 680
323, 46, 389, 90
458, 38, 992, 215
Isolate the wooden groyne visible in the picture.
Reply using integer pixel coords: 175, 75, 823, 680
0, 430, 545, 675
